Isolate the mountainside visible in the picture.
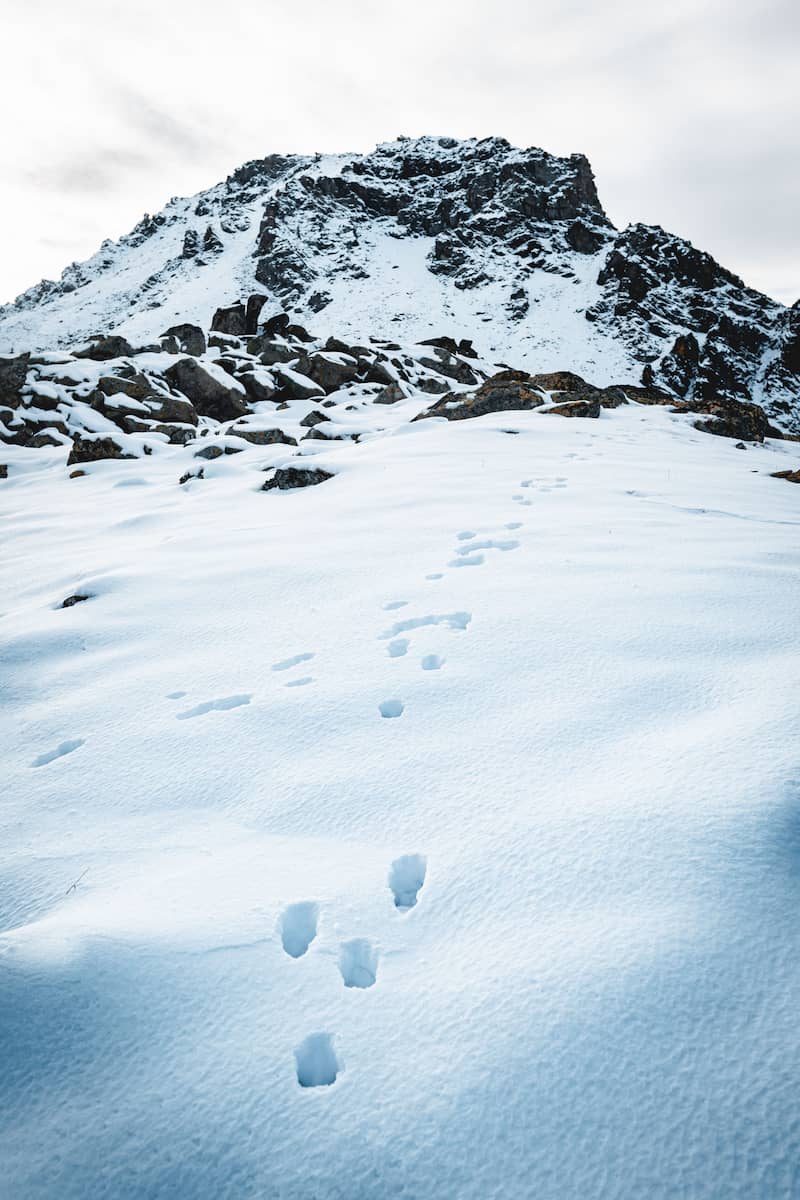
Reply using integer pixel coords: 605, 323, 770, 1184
2, 135, 799, 432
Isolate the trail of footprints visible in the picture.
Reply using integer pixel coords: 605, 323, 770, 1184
285, 853, 427, 1088
35, 475, 562, 761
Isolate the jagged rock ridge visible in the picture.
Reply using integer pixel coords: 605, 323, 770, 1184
0, 135, 798, 432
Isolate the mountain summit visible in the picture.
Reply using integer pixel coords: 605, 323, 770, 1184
1, 136, 798, 431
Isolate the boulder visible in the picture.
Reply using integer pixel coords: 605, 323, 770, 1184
299, 409, 328, 428
67, 434, 136, 464
771, 469, 800, 484
74, 335, 135, 361
164, 358, 248, 422
375, 382, 408, 405
544, 397, 601, 418
237, 369, 279, 403
272, 365, 324, 401
211, 303, 247, 336
161, 324, 206, 356
261, 466, 334, 492
245, 293, 268, 334
300, 351, 359, 393
229, 426, 297, 446
529, 371, 597, 393
415, 370, 546, 421
677, 396, 772, 442
0, 353, 30, 407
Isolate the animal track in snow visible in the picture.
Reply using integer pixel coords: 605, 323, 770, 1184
286, 676, 313, 688
280, 901, 319, 958
456, 538, 519, 555
449, 554, 484, 567
176, 694, 252, 720
380, 612, 471, 639
426, 572, 443, 580
421, 654, 444, 670
339, 938, 379, 988
505, 522, 522, 530
294, 1033, 341, 1088
383, 600, 408, 611
387, 638, 409, 657
379, 699, 405, 719
389, 854, 427, 910
31, 738, 85, 768
272, 652, 314, 672
166, 690, 187, 700
457, 531, 477, 540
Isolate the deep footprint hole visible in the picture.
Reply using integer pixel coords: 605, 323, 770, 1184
294, 1033, 341, 1088
339, 938, 378, 989
389, 853, 427, 910
280, 901, 319, 958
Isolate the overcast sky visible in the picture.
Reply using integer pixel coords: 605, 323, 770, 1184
3, 0, 797, 305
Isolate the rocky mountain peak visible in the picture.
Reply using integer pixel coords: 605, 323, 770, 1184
0, 135, 798, 433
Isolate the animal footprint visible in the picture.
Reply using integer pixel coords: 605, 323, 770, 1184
456, 531, 476, 541
166, 690, 187, 700
272, 652, 314, 672
339, 938, 379, 989
389, 854, 427, 911
294, 1033, 341, 1088
31, 738, 85, 768
421, 654, 444, 670
505, 522, 522, 530
387, 638, 409, 658
280, 901, 319, 958
381, 613, 470, 640
383, 600, 408, 611
449, 553, 484, 567
379, 699, 404, 719
425, 572, 443, 580
176, 694, 251, 720
286, 676, 313, 688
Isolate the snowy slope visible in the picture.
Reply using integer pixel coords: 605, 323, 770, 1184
1, 400, 800, 1198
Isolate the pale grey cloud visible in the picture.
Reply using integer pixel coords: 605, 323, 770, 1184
1, 0, 797, 304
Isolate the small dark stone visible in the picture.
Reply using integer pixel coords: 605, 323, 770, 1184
62, 593, 91, 608
180, 467, 205, 485
299, 409, 328, 428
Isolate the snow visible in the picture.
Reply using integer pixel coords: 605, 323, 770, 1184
1, 401, 799, 1196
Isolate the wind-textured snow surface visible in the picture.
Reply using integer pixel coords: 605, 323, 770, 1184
1, 402, 800, 1198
